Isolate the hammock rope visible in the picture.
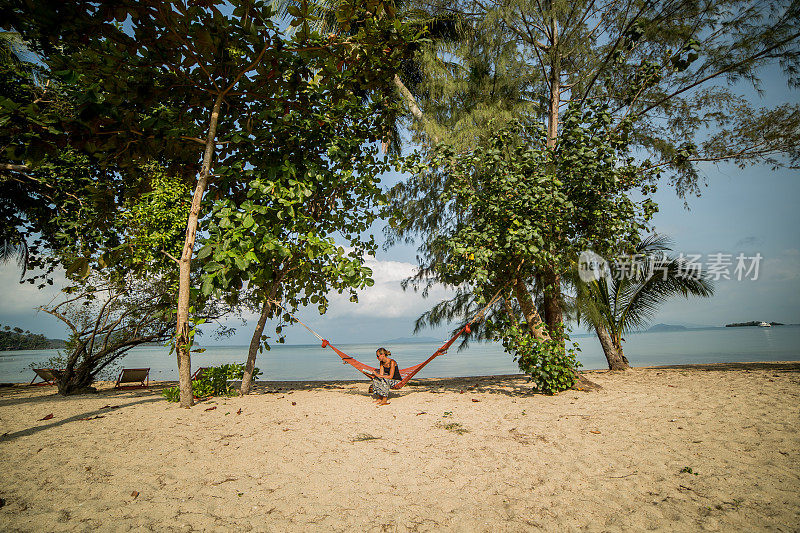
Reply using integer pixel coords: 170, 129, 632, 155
269, 288, 505, 389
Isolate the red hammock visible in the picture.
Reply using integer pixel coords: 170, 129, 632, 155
321, 324, 471, 390
270, 289, 502, 389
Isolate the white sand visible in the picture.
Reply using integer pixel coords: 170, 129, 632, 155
1, 362, 799, 532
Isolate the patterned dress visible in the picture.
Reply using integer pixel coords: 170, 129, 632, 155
372, 359, 401, 397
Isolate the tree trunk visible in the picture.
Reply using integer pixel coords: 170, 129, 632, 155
56, 366, 94, 395
594, 324, 629, 370
240, 296, 277, 395
393, 74, 439, 144
512, 277, 550, 341
175, 93, 224, 408
613, 338, 630, 367
540, 269, 563, 330
541, 20, 564, 345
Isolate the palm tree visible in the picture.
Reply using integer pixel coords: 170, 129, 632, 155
575, 235, 714, 370
0, 236, 28, 275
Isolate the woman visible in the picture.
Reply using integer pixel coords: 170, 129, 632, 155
371, 348, 401, 406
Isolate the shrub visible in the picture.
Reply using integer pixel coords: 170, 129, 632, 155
161, 363, 261, 402
500, 324, 582, 394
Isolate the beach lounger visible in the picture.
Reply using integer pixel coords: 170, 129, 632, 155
30, 368, 63, 386
191, 367, 210, 380
114, 368, 150, 389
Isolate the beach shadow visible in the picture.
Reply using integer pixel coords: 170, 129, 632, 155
401, 375, 547, 398
645, 361, 800, 373
248, 379, 369, 394
244, 373, 604, 398
246, 375, 552, 398
0, 396, 162, 442
0, 383, 169, 409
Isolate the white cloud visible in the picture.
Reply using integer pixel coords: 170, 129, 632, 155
322, 258, 455, 319
0, 263, 69, 338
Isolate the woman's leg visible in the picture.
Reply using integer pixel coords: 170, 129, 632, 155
372, 378, 386, 401
373, 378, 390, 404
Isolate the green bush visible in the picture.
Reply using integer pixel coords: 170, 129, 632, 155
161, 385, 179, 402
500, 324, 581, 394
161, 363, 261, 402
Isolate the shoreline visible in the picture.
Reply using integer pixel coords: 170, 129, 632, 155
1, 361, 798, 531
5, 358, 800, 388
6, 360, 799, 390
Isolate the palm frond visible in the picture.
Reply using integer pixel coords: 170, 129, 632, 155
575, 234, 715, 342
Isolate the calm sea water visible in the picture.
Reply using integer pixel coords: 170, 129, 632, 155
2, 325, 798, 383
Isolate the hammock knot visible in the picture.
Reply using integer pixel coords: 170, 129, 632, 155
465, 324, 471, 334
321, 339, 329, 348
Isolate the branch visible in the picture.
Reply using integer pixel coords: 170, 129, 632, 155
160, 249, 181, 265
38, 306, 78, 335
633, 29, 800, 120
0, 163, 31, 172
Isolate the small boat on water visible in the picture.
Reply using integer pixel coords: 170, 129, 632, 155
758, 321, 771, 327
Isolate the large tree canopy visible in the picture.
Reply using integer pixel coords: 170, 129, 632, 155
384, 0, 798, 385
2, 0, 421, 405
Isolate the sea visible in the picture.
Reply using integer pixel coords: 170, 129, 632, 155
2, 325, 798, 384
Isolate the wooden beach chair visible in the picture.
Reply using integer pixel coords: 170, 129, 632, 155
191, 367, 210, 381
30, 368, 62, 386
114, 368, 150, 389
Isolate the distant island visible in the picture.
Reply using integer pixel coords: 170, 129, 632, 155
647, 323, 689, 332
725, 321, 784, 327
381, 336, 443, 344
0, 325, 66, 351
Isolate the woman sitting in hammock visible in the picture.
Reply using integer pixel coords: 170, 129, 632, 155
371, 348, 401, 406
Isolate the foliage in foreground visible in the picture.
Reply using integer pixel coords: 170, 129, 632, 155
498, 324, 582, 394
161, 363, 262, 402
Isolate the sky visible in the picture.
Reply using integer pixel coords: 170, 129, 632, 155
1, 71, 798, 346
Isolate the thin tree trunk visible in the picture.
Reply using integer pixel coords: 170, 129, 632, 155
240, 289, 278, 395
393, 74, 439, 144
594, 324, 629, 370
513, 277, 550, 341
541, 19, 564, 344
613, 339, 630, 367
175, 93, 224, 408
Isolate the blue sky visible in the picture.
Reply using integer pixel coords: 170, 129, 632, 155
1, 70, 797, 345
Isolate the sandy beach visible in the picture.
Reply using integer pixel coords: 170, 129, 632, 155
0, 361, 798, 532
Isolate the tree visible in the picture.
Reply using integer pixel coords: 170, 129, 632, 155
39, 275, 174, 395
273, 0, 471, 149
389, 0, 799, 368
573, 234, 714, 370
3, 0, 418, 406
397, 106, 656, 391
199, 94, 398, 394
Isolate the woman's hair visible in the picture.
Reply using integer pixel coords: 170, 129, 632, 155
376, 347, 391, 357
